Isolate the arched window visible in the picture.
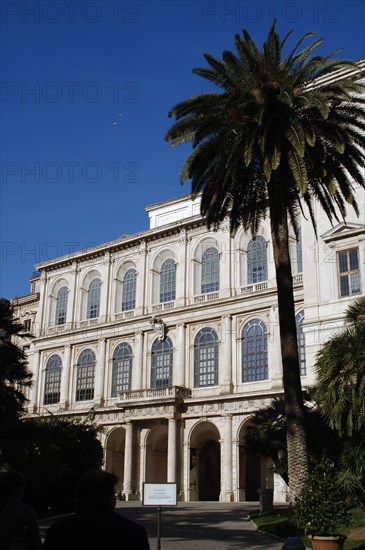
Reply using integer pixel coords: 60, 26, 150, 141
194, 328, 218, 387
87, 278, 101, 319
44, 354, 62, 405
242, 319, 268, 382
151, 337, 173, 388
247, 237, 267, 284
296, 228, 303, 273
296, 311, 306, 376
111, 343, 132, 396
201, 247, 219, 294
122, 269, 137, 311
160, 259, 176, 303
76, 349, 95, 401
55, 286, 68, 326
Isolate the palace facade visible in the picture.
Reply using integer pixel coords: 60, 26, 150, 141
12, 61, 365, 503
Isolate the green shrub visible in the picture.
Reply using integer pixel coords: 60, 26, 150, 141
294, 459, 351, 536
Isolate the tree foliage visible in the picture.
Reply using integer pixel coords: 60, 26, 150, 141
0, 298, 32, 426
315, 297, 365, 437
2, 416, 103, 512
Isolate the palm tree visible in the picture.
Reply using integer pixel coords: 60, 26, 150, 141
165, 20, 365, 499
315, 297, 365, 437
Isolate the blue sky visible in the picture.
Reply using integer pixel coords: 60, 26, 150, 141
1, 0, 364, 300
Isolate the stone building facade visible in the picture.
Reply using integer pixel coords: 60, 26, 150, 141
12, 61, 365, 504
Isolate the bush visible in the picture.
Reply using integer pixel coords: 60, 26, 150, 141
294, 459, 351, 536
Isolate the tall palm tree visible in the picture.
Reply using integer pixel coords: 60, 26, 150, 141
165, 20, 365, 499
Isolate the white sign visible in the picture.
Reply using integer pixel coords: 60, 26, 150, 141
142, 483, 177, 506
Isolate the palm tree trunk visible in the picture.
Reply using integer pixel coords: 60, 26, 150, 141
268, 199, 309, 501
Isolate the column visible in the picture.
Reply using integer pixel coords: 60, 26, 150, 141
270, 305, 282, 387
100, 253, 111, 323
123, 422, 133, 500
176, 229, 187, 307
60, 345, 71, 408
132, 331, 143, 390
136, 240, 147, 315
31, 350, 40, 413
36, 273, 47, 336
220, 223, 232, 298
167, 418, 177, 483
95, 338, 106, 404
176, 323, 185, 387
221, 315, 233, 393
223, 414, 234, 502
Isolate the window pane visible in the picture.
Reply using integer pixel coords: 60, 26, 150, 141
247, 237, 267, 284
55, 286, 68, 325
296, 311, 306, 376
242, 320, 268, 382
44, 354, 62, 405
87, 278, 101, 319
160, 259, 176, 303
76, 349, 95, 401
194, 329, 218, 387
340, 275, 350, 297
350, 273, 361, 295
338, 252, 348, 274
122, 269, 136, 311
338, 249, 361, 298
112, 343, 132, 396
151, 338, 173, 387
201, 248, 219, 294
349, 249, 359, 271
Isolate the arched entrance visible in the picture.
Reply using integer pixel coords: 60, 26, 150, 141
145, 424, 168, 483
105, 427, 125, 492
199, 440, 220, 501
190, 421, 221, 501
238, 421, 261, 501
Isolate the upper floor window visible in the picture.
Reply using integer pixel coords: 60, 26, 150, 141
111, 343, 132, 396
87, 278, 101, 319
151, 337, 173, 388
337, 248, 361, 298
296, 311, 306, 376
194, 328, 218, 387
201, 247, 219, 294
23, 319, 32, 332
76, 349, 95, 401
296, 228, 303, 273
122, 269, 137, 311
247, 237, 267, 284
160, 259, 176, 303
44, 354, 62, 405
55, 286, 68, 325
242, 319, 268, 382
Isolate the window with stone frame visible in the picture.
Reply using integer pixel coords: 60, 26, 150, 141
75, 349, 95, 401
160, 259, 176, 303
242, 319, 268, 382
194, 328, 218, 387
122, 269, 137, 311
86, 278, 101, 319
111, 343, 132, 396
151, 337, 173, 387
55, 286, 68, 325
337, 248, 361, 298
44, 354, 62, 405
201, 247, 219, 294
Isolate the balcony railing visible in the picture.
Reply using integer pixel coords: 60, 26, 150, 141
117, 385, 191, 403
194, 292, 220, 304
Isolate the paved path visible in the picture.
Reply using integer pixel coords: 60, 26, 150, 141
40, 501, 287, 550
113, 501, 286, 550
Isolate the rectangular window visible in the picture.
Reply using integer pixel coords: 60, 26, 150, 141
337, 248, 361, 298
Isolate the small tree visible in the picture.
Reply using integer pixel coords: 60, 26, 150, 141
295, 459, 351, 537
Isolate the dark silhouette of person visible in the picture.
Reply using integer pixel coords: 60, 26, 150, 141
0, 470, 42, 550
42, 470, 150, 550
